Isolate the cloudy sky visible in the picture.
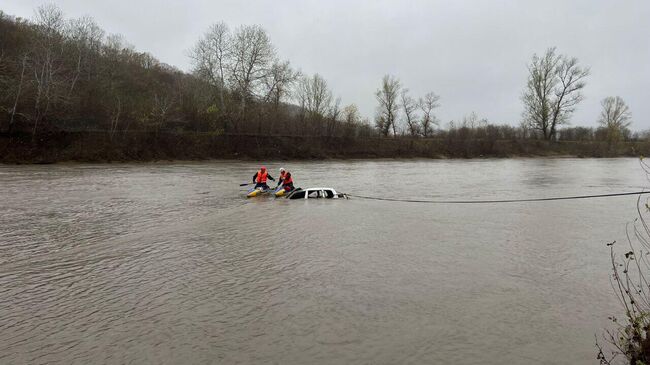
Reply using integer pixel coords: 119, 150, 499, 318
4, 0, 649, 129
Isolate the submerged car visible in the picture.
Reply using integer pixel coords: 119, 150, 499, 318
286, 187, 346, 200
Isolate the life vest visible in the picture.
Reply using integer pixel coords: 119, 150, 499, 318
283, 174, 293, 186
256, 170, 268, 183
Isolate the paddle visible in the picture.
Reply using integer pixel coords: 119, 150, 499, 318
240, 182, 252, 186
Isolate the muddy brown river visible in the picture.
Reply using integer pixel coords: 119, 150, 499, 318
0, 158, 646, 364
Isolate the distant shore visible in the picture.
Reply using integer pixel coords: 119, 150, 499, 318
1, 131, 646, 164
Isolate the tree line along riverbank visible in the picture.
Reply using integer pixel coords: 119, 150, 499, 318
1, 5, 645, 158
1, 5, 646, 164
1, 131, 647, 164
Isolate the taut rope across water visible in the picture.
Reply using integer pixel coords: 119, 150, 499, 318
346, 190, 650, 204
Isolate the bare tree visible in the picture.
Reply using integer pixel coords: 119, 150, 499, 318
108, 96, 121, 140
152, 93, 175, 132
522, 47, 589, 140
342, 104, 360, 125
296, 73, 333, 118
263, 60, 300, 107
190, 22, 230, 112
328, 96, 341, 120
31, 4, 67, 138
550, 55, 590, 138
105, 33, 125, 54
374, 114, 389, 137
598, 96, 632, 143
341, 104, 360, 138
258, 60, 299, 133
325, 96, 341, 137
461, 111, 481, 129
375, 74, 400, 137
518, 120, 531, 139
66, 16, 104, 95
522, 48, 558, 139
229, 24, 275, 114
34, 4, 65, 38
8, 54, 28, 133
418, 92, 440, 137
400, 88, 419, 136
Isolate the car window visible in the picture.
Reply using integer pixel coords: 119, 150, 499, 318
290, 190, 305, 199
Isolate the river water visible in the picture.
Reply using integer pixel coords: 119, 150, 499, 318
0, 158, 646, 364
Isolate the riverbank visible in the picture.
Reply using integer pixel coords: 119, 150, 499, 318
1, 131, 647, 164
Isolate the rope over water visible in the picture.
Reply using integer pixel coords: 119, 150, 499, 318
346, 191, 650, 204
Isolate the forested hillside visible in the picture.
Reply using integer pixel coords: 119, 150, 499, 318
0, 6, 375, 139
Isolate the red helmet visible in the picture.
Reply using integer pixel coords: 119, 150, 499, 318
260, 166, 266, 171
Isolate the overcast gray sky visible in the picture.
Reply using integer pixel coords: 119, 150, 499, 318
4, 0, 649, 129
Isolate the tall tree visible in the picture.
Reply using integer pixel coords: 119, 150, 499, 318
8, 54, 28, 133
461, 111, 482, 129
229, 24, 275, 115
31, 4, 68, 138
418, 92, 440, 137
522, 47, 589, 140
65, 15, 104, 95
296, 73, 333, 118
263, 60, 300, 108
375, 74, 400, 137
341, 104, 360, 138
598, 96, 632, 142
400, 88, 419, 136
325, 96, 341, 137
342, 104, 360, 125
190, 22, 230, 112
